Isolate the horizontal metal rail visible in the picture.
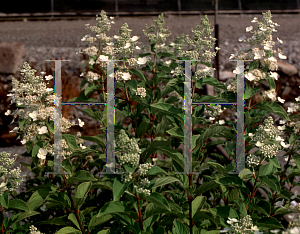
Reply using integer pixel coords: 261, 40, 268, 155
1, 9, 300, 21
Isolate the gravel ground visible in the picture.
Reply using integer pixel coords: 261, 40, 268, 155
0, 13, 299, 70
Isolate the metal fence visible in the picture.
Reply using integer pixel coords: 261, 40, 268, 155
1, 0, 300, 14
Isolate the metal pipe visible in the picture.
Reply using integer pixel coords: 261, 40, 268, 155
214, 0, 219, 81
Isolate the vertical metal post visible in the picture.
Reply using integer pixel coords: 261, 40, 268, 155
115, 0, 119, 18
238, 0, 242, 10
51, 0, 54, 18
177, 0, 182, 17
214, 0, 219, 81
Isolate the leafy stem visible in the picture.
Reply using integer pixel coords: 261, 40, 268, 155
61, 170, 85, 234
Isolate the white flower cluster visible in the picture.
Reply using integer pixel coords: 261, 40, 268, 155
0, 152, 25, 196
134, 185, 151, 196
246, 154, 260, 169
220, 215, 262, 234
6, 62, 84, 165
225, 77, 238, 93
171, 65, 184, 77
143, 13, 172, 54
203, 104, 224, 122
230, 11, 285, 86
86, 71, 101, 82
245, 69, 267, 82
194, 66, 215, 80
135, 87, 147, 98
179, 15, 218, 63
113, 23, 140, 59
114, 70, 132, 82
262, 88, 277, 102
249, 116, 286, 159
29, 225, 44, 234
115, 130, 141, 167
139, 163, 153, 176
287, 102, 300, 114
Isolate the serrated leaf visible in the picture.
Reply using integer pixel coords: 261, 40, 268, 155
9, 199, 30, 211
113, 177, 127, 201
244, 83, 260, 99
146, 166, 167, 176
75, 182, 92, 199
202, 76, 227, 90
56, 226, 81, 234
192, 196, 206, 218
256, 102, 290, 121
139, 192, 170, 211
255, 217, 284, 229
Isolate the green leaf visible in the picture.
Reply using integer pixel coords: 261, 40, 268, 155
193, 126, 231, 151
75, 182, 92, 199
195, 181, 219, 196
266, 77, 276, 90
66, 90, 97, 102
144, 203, 170, 219
39, 217, 69, 226
139, 192, 170, 211
28, 188, 54, 211
146, 166, 167, 176
137, 122, 152, 138
259, 162, 274, 176
151, 103, 184, 123
289, 132, 297, 145
56, 226, 81, 234
45, 121, 55, 134
255, 217, 284, 229
18, 119, 28, 131
259, 175, 280, 193
62, 134, 79, 150
150, 176, 180, 189
97, 230, 110, 234
244, 83, 260, 100
209, 206, 239, 218
202, 76, 227, 90
227, 188, 241, 202
233, 200, 247, 217
48, 193, 72, 209
32, 141, 47, 158
248, 200, 270, 216
0, 191, 9, 209
129, 68, 148, 84
68, 213, 81, 230
79, 136, 106, 148
9, 199, 30, 212
195, 95, 229, 103
269, 157, 281, 169
8, 211, 40, 229
88, 215, 112, 232
84, 83, 99, 96
256, 102, 290, 121
113, 176, 127, 201
192, 197, 206, 218
157, 52, 177, 60
97, 201, 138, 220
249, 61, 259, 71
173, 219, 189, 234
156, 146, 184, 170
193, 210, 219, 227
126, 79, 138, 91
68, 170, 97, 185
166, 127, 184, 141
